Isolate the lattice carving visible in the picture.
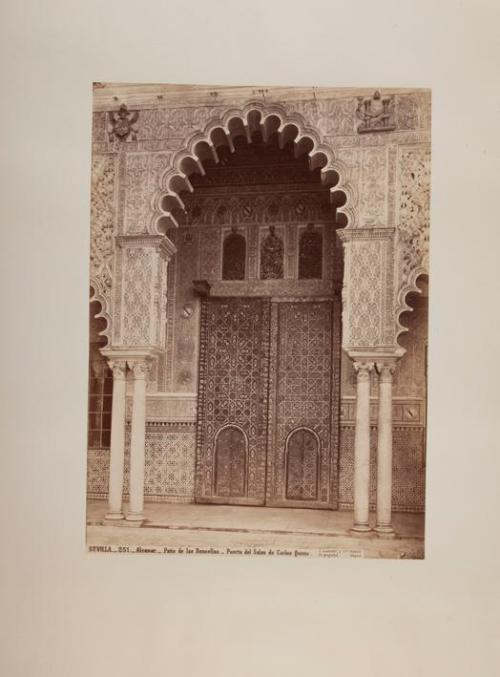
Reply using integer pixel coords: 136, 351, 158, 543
349, 240, 383, 346
124, 153, 150, 233
359, 147, 387, 226
122, 247, 153, 344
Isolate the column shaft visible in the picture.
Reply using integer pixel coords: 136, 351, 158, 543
105, 361, 127, 520
352, 362, 372, 532
127, 361, 148, 522
375, 363, 396, 536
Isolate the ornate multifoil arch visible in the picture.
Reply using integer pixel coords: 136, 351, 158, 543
90, 274, 112, 345
395, 265, 428, 342
148, 100, 358, 233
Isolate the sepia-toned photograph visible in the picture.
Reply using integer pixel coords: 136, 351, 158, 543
87, 82, 430, 559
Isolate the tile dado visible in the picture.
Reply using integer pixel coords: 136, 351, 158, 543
338, 425, 425, 513
87, 426, 196, 502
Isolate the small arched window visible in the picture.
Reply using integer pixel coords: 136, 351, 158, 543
222, 228, 246, 280
298, 224, 323, 279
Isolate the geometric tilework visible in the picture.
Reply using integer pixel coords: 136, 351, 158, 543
338, 425, 425, 512
87, 428, 196, 502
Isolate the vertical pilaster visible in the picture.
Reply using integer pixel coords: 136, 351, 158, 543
126, 359, 149, 523
351, 361, 373, 533
375, 362, 397, 537
104, 360, 127, 520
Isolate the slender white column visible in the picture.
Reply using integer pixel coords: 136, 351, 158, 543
105, 360, 127, 520
375, 362, 396, 537
351, 362, 373, 533
126, 359, 149, 522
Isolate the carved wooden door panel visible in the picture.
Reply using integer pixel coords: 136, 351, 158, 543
195, 297, 270, 505
196, 297, 339, 508
266, 300, 338, 508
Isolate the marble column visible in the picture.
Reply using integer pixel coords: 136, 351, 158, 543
351, 362, 373, 533
126, 359, 149, 522
375, 362, 396, 537
105, 360, 127, 520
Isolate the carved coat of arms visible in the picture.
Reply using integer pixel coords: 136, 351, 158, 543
356, 90, 395, 133
108, 104, 139, 141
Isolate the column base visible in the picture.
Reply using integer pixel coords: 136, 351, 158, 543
104, 511, 124, 521
350, 524, 372, 535
125, 512, 145, 527
374, 525, 396, 539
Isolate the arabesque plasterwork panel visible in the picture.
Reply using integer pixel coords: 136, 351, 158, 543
90, 153, 116, 281
359, 147, 388, 227
397, 145, 431, 289
121, 247, 155, 344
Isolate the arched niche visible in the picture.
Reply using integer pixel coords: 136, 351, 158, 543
222, 229, 246, 280
214, 425, 248, 497
285, 427, 320, 500
298, 223, 323, 279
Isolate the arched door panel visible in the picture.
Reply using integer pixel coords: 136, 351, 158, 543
215, 427, 247, 497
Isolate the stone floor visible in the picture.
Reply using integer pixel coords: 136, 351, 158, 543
86, 500, 425, 559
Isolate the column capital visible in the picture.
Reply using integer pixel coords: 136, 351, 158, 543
353, 361, 374, 381
107, 359, 127, 379
375, 361, 397, 382
127, 358, 151, 379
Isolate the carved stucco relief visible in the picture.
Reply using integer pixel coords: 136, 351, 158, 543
397, 145, 431, 289
349, 239, 384, 345
90, 154, 116, 278
284, 98, 356, 137
123, 151, 173, 234
359, 146, 388, 227
121, 247, 154, 344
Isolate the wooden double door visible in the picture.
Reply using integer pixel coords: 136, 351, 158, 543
195, 296, 340, 509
